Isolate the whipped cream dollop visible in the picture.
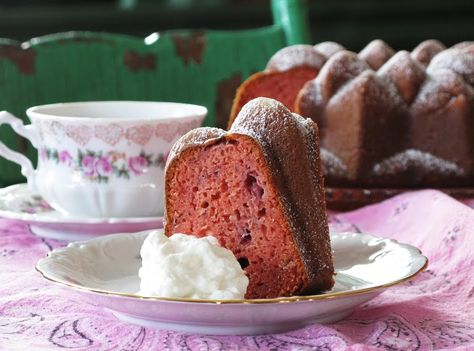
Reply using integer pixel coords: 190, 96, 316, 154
138, 230, 249, 299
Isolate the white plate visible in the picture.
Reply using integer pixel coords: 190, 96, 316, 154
36, 230, 428, 335
0, 184, 162, 241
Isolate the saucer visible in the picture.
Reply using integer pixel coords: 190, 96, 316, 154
0, 184, 163, 241
36, 230, 428, 335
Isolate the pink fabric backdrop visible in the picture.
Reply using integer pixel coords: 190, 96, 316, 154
1, 189, 473, 350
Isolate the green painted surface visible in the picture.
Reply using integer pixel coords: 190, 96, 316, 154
273, 0, 311, 45
0, 0, 310, 186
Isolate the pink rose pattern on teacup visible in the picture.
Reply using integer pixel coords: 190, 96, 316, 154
38, 119, 199, 147
58, 151, 73, 166
128, 155, 148, 175
40, 147, 168, 183
19, 195, 53, 214
81, 155, 96, 177
95, 156, 113, 177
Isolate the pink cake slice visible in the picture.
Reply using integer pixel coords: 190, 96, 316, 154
164, 98, 334, 299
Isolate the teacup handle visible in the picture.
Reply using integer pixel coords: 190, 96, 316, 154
0, 111, 38, 190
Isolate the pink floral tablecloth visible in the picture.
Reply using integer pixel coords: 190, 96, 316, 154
1, 189, 473, 350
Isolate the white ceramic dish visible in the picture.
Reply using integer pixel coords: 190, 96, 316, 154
36, 230, 428, 335
0, 184, 162, 241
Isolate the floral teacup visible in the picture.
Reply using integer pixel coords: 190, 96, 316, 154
0, 101, 206, 218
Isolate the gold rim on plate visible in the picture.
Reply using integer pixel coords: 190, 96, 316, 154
35, 241, 428, 305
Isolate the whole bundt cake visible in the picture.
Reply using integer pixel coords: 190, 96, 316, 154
230, 40, 474, 188
164, 97, 334, 299
297, 42, 474, 187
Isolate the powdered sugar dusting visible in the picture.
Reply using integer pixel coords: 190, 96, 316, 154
320, 148, 348, 179
428, 45, 474, 85
316, 51, 371, 102
411, 69, 470, 115
411, 39, 446, 66
231, 97, 291, 146
358, 39, 395, 70
378, 51, 426, 104
232, 98, 318, 165
167, 127, 225, 168
291, 112, 325, 179
231, 98, 318, 172
451, 41, 474, 50
372, 149, 464, 176
379, 51, 425, 77
298, 79, 323, 111
266, 45, 326, 72
291, 112, 314, 138
296, 51, 370, 122
231, 99, 320, 188
314, 41, 345, 58
330, 70, 405, 113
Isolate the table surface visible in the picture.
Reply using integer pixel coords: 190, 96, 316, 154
1, 189, 474, 350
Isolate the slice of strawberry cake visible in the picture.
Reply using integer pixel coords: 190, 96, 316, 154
164, 97, 334, 299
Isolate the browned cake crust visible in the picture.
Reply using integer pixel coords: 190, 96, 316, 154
313, 41, 346, 59
165, 97, 334, 298
408, 69, 474, 186
428, 43, 474, 85
379, 51, 426, 105
295, 42, 474, 187
358, 40, 395, 70
322, 70, 409, 185
295, 51, 371, 135
411, 39, 446, 66
230, 98, 333, 293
